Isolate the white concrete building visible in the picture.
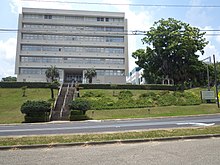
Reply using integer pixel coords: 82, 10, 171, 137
127, 67, 146, 85
15, 8, 128, 84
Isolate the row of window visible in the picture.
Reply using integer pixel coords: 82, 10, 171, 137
23, 14, 124, 23
23, 24, 124, 32
22, 34, 124, 43
21, 45, 124, 54
20, 68, 125, 76
20, 56, 125, 65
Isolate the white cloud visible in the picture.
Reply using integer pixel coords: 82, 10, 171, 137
0, 37, 17, 79
10, 0, 73, 14
199, 41, 220, 62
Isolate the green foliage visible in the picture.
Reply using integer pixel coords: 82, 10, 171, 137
118, 90, 133, 99
21, 100, 51, 115
82, 91, 104, 97
21, 86, 27, 97
45, 65, 59, 82
69, 110, 90, 121
20, 100, 51, 122
132, 18, 208, 88
84, 68, 97, 83
79, 84, 176, 91
70, 99, 91, 112
0, 82, 50, 88
1, 76, 17, 82
84, 90, 201, 110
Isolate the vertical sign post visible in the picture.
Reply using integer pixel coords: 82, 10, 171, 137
213, 54, 219, 108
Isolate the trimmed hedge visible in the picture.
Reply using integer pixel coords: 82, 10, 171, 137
0, 82, 50, 88
69, 110, 90, 121
20, 100, 51, 123
79, 84, 176, 91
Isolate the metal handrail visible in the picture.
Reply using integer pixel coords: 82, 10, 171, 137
60, 83, 70, 118
49, 83, 63, 121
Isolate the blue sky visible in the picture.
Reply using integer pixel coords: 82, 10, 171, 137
0, 0, 220, 79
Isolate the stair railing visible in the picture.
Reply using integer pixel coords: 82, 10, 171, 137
60, 83, 70, 118
49, 83, 63, 121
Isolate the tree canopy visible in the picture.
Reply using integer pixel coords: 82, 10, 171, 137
45, 66, 59, 82
132, 18, 208, 89
1, 76, 17, 82
84, 68, 97, 84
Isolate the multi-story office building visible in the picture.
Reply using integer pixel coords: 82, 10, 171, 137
15, 8, 128, 84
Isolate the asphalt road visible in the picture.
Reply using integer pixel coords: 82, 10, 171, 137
1, 114, 220, 136
1, 137, 220, 165
0, 114, 220, 136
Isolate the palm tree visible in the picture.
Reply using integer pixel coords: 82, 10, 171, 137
45, 66, 60, 99
84, 68, 97, 83
45, 66, 59, 82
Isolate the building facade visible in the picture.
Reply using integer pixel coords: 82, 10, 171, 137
15, 8, 128, 84
127, 67, 146, 85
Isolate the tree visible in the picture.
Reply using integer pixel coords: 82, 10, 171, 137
1, 76, 17, 82
132, 18, 208, 90
45, 66, 60, 99
45, 65, 59, 82
48, 80, 60, 99
84, 68, 97, 83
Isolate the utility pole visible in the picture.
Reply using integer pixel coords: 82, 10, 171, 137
213, 54, 219, 108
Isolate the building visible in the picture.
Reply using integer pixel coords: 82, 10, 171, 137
15, 8, 128, 84
127, 67, 146, 85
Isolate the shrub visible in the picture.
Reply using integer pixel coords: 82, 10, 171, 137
0, 82, 50, 88
118, 90, 133, 100
20, 100, 51, 122
82, 91, 104, 97
79, 84, 176, 90
69, 110, 90, 121
21, 100, 51, 115
70, 99, 91, 114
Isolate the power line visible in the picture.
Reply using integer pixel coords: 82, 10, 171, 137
1, 28, 220, 36
21, 0, 220, 8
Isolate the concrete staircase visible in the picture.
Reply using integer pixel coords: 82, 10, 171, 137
50, 83, 75, 121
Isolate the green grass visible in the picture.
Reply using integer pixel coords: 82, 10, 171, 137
1, 126, 220, 146
86, 104, 220, 120
0, 87, 219, 124
0, 88, 55, 124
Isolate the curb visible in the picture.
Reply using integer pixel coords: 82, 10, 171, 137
1, 134, 220, 150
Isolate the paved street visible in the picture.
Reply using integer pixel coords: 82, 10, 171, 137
1, 138, 220, 165
0, 114, 220, 136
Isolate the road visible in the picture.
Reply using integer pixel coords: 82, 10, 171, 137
1, 138, 220, 165
1, 114, 220, 136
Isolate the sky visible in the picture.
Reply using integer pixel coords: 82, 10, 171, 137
0, 0, 220, 79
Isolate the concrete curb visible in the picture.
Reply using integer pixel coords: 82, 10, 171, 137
1, 134, 220, 150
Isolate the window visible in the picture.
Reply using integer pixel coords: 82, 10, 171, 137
44, 15, 52, 19
105, 18, 109, 22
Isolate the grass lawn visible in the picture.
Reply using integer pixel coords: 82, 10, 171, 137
1, 126, 220, 146
0, 87, 219, 124
86, 104, 220, 120
0, 88, 55, 124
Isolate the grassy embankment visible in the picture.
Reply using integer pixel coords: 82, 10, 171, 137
0, 88, 219, 124
0, 88, 55, 124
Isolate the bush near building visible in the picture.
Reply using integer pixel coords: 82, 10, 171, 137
20, 100, 51, 122
69, 99, 91, 121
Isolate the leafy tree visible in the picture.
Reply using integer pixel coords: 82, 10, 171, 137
45, 66, 60, 99
47, 80, 60, 99
132, 18, 208, 90
1, 76, 17, 82
84, 68, 97, 83
45, 65, 59, 82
